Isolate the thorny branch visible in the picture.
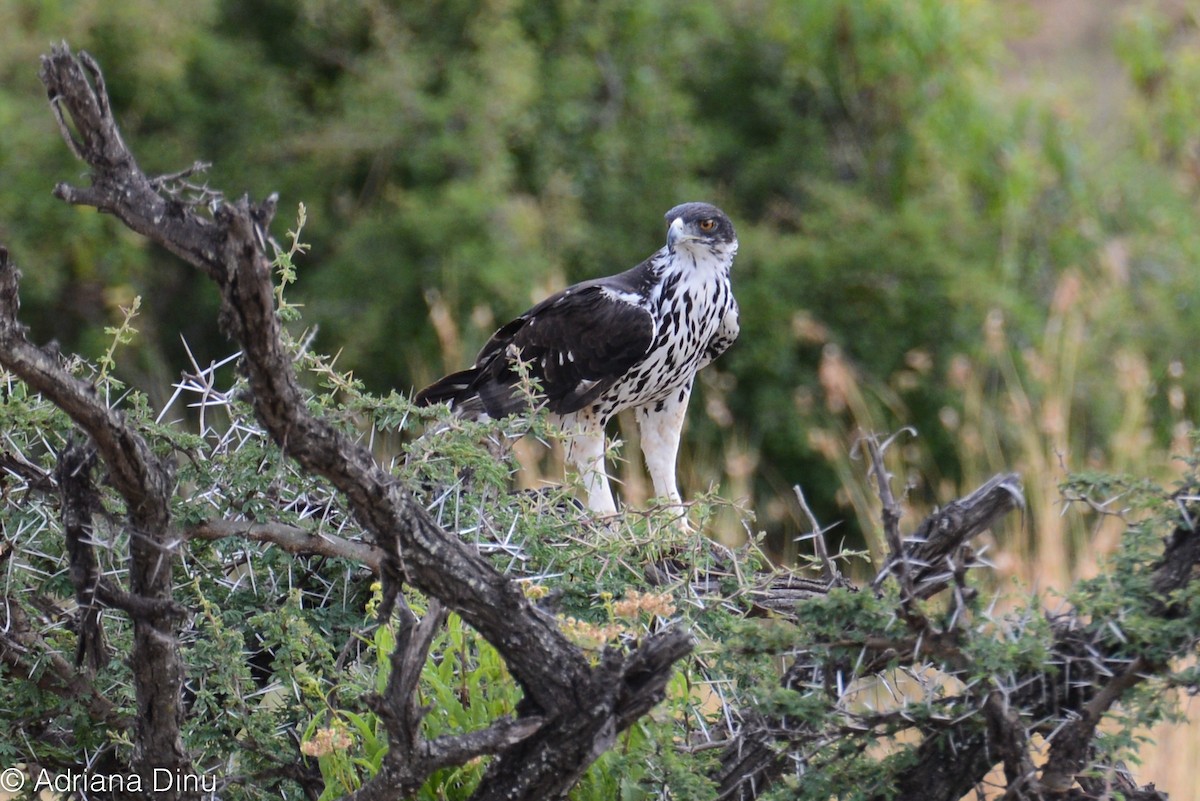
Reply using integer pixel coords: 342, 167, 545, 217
983, 690, 1040, 797
0, 242, 194, 796
31, 43, 693, 801
715, 458, 1189, 801
859, 429, 921, 609
714, 469, 1025, 801
872, 471, 1024, 599
872, 476, 1193, 801
1040, 655, 1152, 795
793, 484, 839, 583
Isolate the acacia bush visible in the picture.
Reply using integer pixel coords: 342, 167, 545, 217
3, 45, 1200, 801
5, 240, 1199, 800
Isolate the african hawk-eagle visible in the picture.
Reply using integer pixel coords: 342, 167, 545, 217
415, 202, 739, 515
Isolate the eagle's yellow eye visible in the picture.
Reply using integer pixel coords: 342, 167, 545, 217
699, 219, 716, 232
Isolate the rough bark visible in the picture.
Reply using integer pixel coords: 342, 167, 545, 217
31, 43, 693, 801
0, 244, 192, 798
57, 440, 108, 672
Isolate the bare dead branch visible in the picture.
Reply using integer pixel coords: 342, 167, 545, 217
872, 472, 1023, 598
858, 430, 918, 607
187, 518, 385, 573
793, 484, 839, 582
41, 49, 227, 282
859, 429, 909, 560
148, 160, 213, 190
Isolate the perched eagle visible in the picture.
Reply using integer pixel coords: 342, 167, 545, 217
415, 202, 739, 515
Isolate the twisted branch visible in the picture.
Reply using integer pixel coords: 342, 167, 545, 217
36, 43, 692, 801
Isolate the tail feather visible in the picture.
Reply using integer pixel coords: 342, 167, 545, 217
415, 366, 533, 420
414, 368, 480, 408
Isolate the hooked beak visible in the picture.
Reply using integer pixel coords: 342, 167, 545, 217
667, 217, 694, 252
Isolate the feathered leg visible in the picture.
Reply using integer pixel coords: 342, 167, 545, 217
561, 412, 617, 515
636, 382, 691, 505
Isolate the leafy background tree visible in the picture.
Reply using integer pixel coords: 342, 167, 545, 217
3, 0, 1200, 796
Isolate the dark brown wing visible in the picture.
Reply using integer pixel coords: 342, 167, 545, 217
418, 283, 655, 418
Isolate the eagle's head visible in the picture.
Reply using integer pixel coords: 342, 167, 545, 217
665, 202, 737, 260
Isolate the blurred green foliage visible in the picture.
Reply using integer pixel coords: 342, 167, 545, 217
3, 0, 1200, 550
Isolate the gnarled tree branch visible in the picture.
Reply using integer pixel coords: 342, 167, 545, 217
36, 43, 693, 801
0, 244, 192, 796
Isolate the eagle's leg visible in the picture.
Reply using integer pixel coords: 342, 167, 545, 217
562, 413, 618, 515
636, 383, 692, 505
